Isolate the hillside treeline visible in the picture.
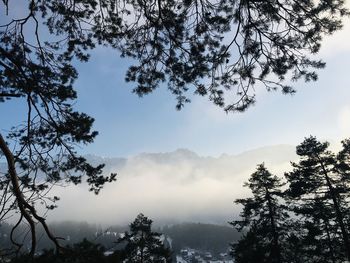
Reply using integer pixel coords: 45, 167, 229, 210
232, 136, 350, 263
0, 221, 239, 256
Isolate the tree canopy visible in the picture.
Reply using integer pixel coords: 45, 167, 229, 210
233, 136, 350, 263
231, 164, 288, 263
116, 213, 172, 263
1, 0, 348, 111
285, 136, 350, 262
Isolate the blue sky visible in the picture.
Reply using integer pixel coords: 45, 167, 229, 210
70, 22, 350, 157
1, 14, 350, 158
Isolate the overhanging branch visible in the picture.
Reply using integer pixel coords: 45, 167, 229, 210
0, 93, 21, 98
0, 132, 62, 257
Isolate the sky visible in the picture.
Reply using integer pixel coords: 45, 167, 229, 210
1, 6, 350, 158
71, 23, 350, 158
1, 3, 350, 159
21, 32, 350, 224
1, 2, 350, 225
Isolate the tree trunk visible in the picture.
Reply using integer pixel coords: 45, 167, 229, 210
265, 187, 281, 263
0, 133, 36, 256
318, 155, 350, 262
324, 218, 336, 263
0, 133, 61, 256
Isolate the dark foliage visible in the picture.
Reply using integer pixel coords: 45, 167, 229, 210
285, 136, 350, 262
232, 224, 269, 263
116, 213, 172, 262
10, 239, 118, 263
1, 0, 348, 112
231, 164, 288, 263
232, 137, 350, 263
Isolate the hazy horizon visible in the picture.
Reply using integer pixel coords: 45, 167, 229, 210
42, 144, 299, 226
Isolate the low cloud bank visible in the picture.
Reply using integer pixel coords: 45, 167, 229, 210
48, 145, 297, 225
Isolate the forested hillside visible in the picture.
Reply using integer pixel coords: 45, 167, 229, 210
163, 223, 240, 255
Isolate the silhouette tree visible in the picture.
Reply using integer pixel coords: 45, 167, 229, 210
116, 213, 172, 263
231, 223, 270, 263
232, 137, 350, 262
336, 138, 350, 216
1, 0, 348, 112
284, 198, 342, 263
231, 164, 288, 263
1, 0, 348, 255
285, 136, 350, 262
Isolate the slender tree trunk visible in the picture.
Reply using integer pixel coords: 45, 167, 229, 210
0, 133, 36, 256
140, 231, 144, 263
0, 133, 61, 256
325, 173, 350, 261
324, 218, 336, 263
265, 188, 281, 263
318, 156, 350, 262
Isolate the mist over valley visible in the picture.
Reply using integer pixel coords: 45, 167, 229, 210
46, 145, 297, 225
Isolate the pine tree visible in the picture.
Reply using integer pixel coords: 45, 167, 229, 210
231, 164, 288, 263
285, 136, 350, 262
231, 223, 270, 263
116, 214, 172, 263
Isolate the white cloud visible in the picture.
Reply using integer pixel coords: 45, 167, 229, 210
46, 146, 297, 226
319, 14, 350, 57
338, 106, 350, 139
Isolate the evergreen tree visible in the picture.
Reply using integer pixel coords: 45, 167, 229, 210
232, 137, 350, 263
286, 199, 342, 263
336, 138, 350, 220
231, 223, 270, 263
116, 214, 172, 263
231, 164, 288, 263
285, 136, 350, 262
1, 0, 345, 112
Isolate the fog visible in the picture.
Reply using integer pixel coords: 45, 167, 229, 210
47, 145, 297, 226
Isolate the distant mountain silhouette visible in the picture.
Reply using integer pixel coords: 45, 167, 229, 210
83, 145, 297, 183
1, 145, 298, 225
